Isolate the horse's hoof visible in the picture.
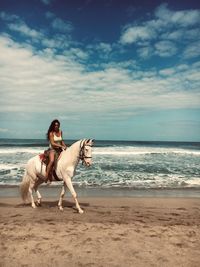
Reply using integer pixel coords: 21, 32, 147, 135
36, 201, 41, 207
32, 204, 36, 209
58, 206, 64, 211
78, 209, 84, 214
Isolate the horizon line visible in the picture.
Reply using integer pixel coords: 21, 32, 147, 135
0, 138, 199, 143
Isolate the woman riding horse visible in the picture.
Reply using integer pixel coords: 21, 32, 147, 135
45, 119, 67, 183
20, 138, 94, 212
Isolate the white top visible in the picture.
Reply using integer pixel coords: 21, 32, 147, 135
49, 132, 62, 149
53, 133, 62, 141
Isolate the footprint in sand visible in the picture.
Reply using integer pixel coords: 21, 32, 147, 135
11, 214, 22, 218
112, 237, 122, 241
58, 250, 69, 256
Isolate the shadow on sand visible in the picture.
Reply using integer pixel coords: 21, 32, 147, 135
0, 200, 90, 210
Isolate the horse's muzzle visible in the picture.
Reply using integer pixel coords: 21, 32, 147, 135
85, 161, 92, 167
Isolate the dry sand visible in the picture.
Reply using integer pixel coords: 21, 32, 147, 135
0, 197, 200, 267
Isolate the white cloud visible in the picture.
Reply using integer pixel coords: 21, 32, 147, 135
41, 0, 52, 5
154, 4, 171, 21
155, 3, 200, 27
101, 60, 138, 70
160, 28, 200, 42
0, 34, 199, 120
120, 26, 154, 44
0, 12, 43, 40
0, 11, 74, 50
154, 40, 177, 57
159, 68, 175, 76
65, 48, 89, 61
8, 21, 43, 39
137, 46, 153, 59
0, 128, 8, 133
119, 4, 200, 59
86, 42, 113, 60
96, 42, 112, 53
176, 64, 189, 71
161, 30, 183, 41
0, 12, 19, 21
45, 11, 55, 19
41, 34, 71, 50
183, 41, 200, 59
52, 18, 73, 32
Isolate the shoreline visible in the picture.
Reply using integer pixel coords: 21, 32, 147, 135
0, 185, 200, 198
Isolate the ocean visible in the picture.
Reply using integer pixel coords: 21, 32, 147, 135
0, 139, 200, 193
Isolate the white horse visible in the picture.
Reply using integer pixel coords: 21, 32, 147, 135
20, 139, 94, 213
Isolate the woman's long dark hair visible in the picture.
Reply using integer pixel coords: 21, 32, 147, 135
46, 119, 60, 140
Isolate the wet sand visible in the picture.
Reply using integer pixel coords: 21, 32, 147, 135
0, 196, 200, 267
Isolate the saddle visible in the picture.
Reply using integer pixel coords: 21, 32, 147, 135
39, 149, 50, 166
39, 149, 62, 181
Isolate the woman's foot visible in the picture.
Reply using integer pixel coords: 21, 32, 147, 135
45, 172, 52, 184
44, 175, 49, 183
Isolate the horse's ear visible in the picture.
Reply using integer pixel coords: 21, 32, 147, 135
90, 139, 95, 146
85, 139, 90, 144
86, 139, 94, 146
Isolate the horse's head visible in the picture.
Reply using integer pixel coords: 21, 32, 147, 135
80, 139, 94, 167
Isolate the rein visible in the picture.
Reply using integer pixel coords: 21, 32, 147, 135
79, 140, 92, 164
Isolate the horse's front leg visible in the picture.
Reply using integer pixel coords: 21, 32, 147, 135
63, 174, 84, 214
58, 183, 67, 211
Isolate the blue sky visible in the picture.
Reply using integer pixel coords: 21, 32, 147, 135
0, 0, 200, 141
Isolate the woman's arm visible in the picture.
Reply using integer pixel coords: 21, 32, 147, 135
61, 131, 67, 149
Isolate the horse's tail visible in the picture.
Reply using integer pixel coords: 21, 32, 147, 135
20, 170, 31, 202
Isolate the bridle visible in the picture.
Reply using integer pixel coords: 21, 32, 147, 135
79, 140, 92, 164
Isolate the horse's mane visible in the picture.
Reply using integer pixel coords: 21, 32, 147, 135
61, 139, 83, 156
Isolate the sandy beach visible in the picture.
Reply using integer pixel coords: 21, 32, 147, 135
0, 192, 200, 267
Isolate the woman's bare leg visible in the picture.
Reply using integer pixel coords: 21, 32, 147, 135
45, 150, 54, 182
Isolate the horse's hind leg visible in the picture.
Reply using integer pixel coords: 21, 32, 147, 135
28, 173, 41, 208
35, 189, 42, 206
34, 180, 43, 206
29, 186, 36, 208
